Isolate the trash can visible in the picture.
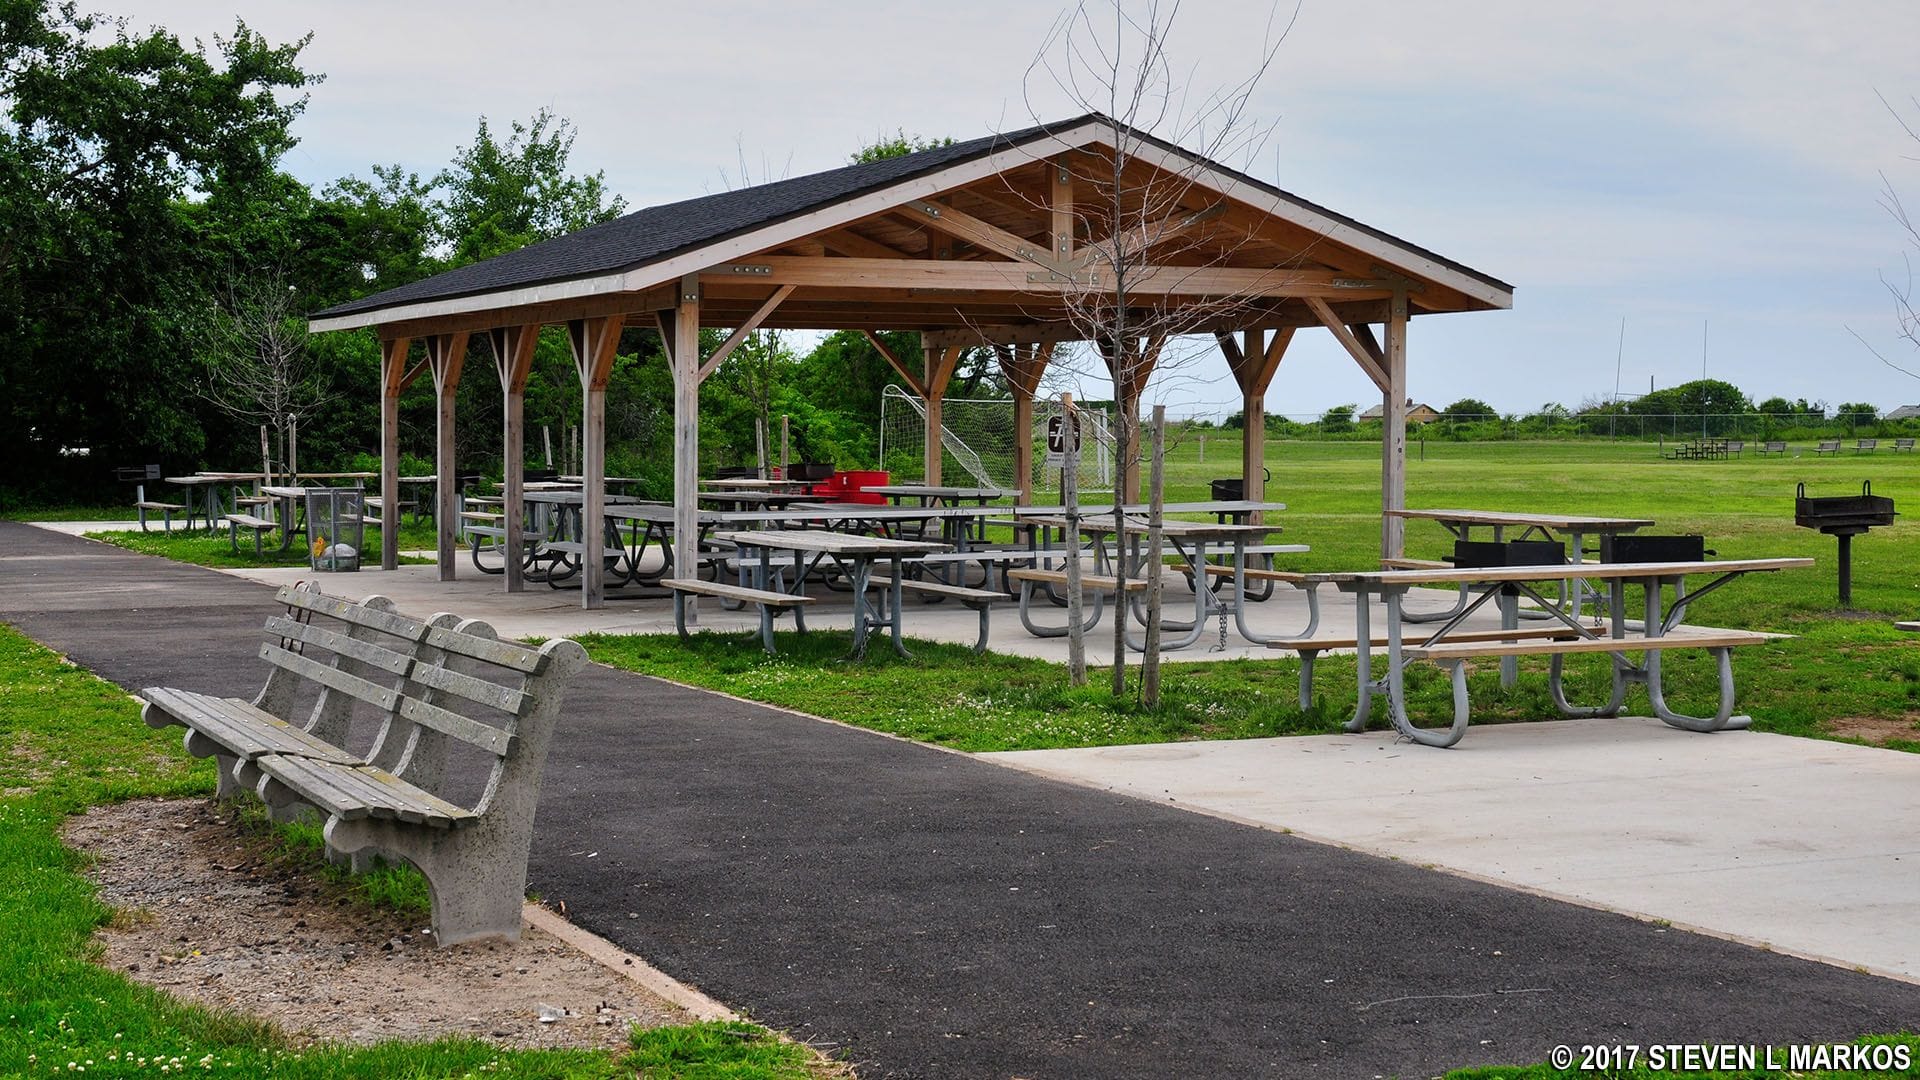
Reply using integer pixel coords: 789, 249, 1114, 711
306, 487, 365, 572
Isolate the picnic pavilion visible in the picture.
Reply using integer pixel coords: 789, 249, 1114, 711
307, 114, 1513, 608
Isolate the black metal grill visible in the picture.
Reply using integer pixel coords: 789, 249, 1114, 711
1793, 481, 1896, 607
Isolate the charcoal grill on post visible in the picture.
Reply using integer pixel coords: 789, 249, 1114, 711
1794, 481, 1895, 606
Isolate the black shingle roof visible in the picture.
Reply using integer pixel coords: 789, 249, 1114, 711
313, 113, 1509, 323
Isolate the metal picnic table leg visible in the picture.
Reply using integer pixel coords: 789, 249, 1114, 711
1342, 582, 1378, 733
887, 555, 911, 659
1383, 587, 1470, 748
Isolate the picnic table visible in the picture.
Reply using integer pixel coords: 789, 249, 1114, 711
1302, 557, 1811, 747
699, 489, 829, 510
601, 502, 728, 586
715, 528, 949, 658
164, 473, 261, 531
1013, 515, 1307, 649
516, 489, 641, 586
703, 476, 815, 491
1014, 499, 1286, 524
1387, 509, 1657, 672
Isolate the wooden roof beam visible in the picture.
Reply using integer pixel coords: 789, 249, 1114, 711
862, 330, 927, 396
701, 257, 1392, 299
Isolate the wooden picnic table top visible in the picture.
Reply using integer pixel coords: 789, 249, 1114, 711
523, 480, 584, 491
259, 485, 313, 498
167, 473, 257, 485
717, 502, 1000, 523
522, 490, 641, 505
715, 529, 951, 557
1312, 557, 1813, 587
1011, 499, 1286, 517
1388, 508, 1656, 531
699, 490, 830, 506
1017, 515, 1275, 540
294, 471, 375, 480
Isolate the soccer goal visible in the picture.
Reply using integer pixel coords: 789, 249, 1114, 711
878, 385, 1115, 494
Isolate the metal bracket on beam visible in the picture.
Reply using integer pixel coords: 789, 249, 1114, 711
1027, 270, 1101, 287
720, 264, 771, 277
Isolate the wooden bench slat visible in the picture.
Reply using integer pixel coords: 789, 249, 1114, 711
664, 579, 815, 606
143, 688, 362, 763
1199, 564, 1308, 584
409, 661, 528, 715
1007, 568, 1149, 591
1408, 630, 1770, 660
258, 643, 400, 712
865, 575, 1003, 603
134, 500, 186, 510
1381, 557, 1450, 570
263, 615, 415, 676
423, 625, 549, 673
259, 753, 470, 827
397, 695, 515, 756
1268, 625, 1584, 653
275, 586, 432, 641
225, 514, 277, 530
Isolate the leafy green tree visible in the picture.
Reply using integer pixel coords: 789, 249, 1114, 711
1317, 404, 1356, 434
850, 130, 954, 164
1836, 401, 1879, 423
0, 3, 313, 499
1441, 398, 1497, 420
436, 109, 627, 266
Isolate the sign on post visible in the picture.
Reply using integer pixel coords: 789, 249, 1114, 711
1043, 413, 1082, 469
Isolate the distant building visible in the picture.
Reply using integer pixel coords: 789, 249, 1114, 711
1360, 400, 1442, 423
1885, 404, 1920, 421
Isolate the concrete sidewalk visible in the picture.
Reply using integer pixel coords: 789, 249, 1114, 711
9, 521, 1920, 1079
988, 720, 1920, 981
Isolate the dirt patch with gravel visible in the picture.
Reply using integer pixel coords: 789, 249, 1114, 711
1824, 714, 1920, 746
64, 797, 691, 1050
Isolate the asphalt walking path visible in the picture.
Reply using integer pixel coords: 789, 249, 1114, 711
5, 521, 1919, 1078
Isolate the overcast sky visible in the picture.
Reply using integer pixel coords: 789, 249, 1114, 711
130, 1, 1920, 417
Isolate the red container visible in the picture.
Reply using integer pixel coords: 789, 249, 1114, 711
834, 469, 889, 505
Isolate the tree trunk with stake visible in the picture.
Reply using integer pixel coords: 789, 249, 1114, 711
1062, 393, 1088, 686
1142, 405, 1166, 706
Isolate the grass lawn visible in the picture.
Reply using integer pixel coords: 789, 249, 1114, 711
0, 621, 829, 1079
85, 521, 440, 569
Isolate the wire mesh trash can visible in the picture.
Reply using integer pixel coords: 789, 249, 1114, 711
306, 487, 365, 572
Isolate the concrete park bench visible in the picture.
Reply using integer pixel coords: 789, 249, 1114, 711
139, 583, 588, 946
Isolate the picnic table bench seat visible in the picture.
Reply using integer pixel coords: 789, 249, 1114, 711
665, 577, 815, 653
133, 499, 186, 531
223, 512, 279, 554
1269, 625, 1586, 708
1814, 439, 1842, 455
865, 574, 1002, 652
1400, 623, 1773, 747
139, 584, 588, 946
1757, 440, 1788, 455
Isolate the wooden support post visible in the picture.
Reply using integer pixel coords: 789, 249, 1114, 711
996, 343, 1051, 504
921, 342, 959, 485
1219, 327, 1293, 520
780, 414, 790, 480
672, 276, 702, 607
378, 336, 410, 571
567, 316, 621, 609
1382, 289, 1409, 559
488, 325, 538, 593
425, 332, 469, 582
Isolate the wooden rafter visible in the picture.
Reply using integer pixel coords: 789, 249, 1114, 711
696, 284, 796, 383
896, 199, 1074, 276
818, 228, 912, 260
425, 332, 469, 393
1077, 202, 1227, 270
381, 337, 412, 395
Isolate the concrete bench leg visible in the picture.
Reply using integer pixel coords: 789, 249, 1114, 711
325, 813, 529, 946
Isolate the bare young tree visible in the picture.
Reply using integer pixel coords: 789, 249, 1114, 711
1853, 91, 1920, 381
1023, 0, 1296, 695
197, 270, 335, 478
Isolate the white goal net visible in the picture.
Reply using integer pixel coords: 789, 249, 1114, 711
877, 385, 1115, 494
